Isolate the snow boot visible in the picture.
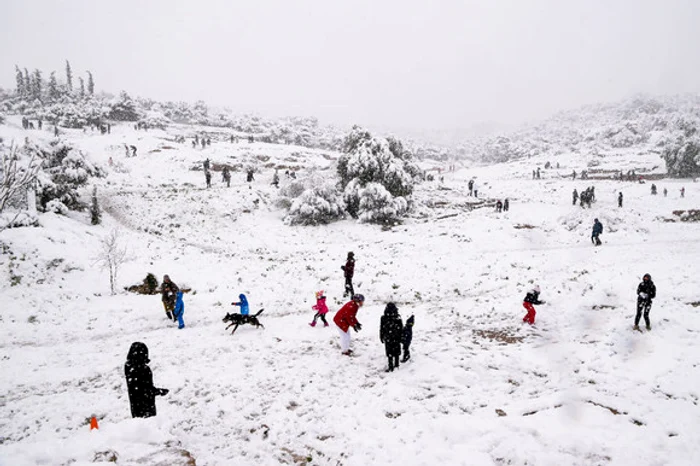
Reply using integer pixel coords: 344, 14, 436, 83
309, 322, 316, 327
323, 322, 329, 327
633, 325, 640, 331
646, 323, 651, 331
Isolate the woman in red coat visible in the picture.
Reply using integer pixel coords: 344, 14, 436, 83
333, 294, 365, 355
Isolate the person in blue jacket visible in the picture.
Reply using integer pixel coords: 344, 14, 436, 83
232, 293, 250, 316
172, 291, 185, 329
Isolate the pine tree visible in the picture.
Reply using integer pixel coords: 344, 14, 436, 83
14, 65, 25, 96
87, 71, 94, 95
47, 72, 59, 101
32, 69, 43, 101
79, 77, 85, 98
23, 68, 30, 96
90, 186, 101, 225
65, 60, 73, 92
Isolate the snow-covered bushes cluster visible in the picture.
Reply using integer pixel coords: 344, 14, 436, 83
285, 177, 345, 226
23, 139, 105, 212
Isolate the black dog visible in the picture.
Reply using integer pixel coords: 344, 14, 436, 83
222, 309, 264, 335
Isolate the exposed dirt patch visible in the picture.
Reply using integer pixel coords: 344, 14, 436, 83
473, 328, 524, 345
513, 224, 536, 229
672, 210, 700, 222
592, 304, 617, 310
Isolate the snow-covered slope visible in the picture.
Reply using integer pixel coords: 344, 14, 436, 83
1, 117, 699, 465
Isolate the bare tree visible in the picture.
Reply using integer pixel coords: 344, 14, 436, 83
93, 229, 128, 295
1, 143, 41, 213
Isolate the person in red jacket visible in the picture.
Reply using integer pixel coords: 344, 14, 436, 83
333, 294, 365, 355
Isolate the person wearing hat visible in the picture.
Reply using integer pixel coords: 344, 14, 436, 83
161, 275, 179, 321
333, 294, 365, 355
341, 252, 356, 297
522, 285, 544, 325
635, 274, 656, 331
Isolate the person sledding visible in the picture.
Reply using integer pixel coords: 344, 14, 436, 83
522, 285, 545, 325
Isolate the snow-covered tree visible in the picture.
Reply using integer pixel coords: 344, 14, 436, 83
14, 65, 25, 97
31, 69, 43, 101
337, 126, 419, 221
90, 185, 101, 225
78, 77, 85, 99
47, 72, 59, 102
26, 140, 105, 211
65, 60, 73, 92
86, 71, 94, 95
93, 228, 128, 295
109, 91, 139, 121
0, 143, 41, 213
662, 119, 700, 177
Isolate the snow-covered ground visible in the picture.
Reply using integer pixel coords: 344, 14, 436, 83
1, 117, 699, 465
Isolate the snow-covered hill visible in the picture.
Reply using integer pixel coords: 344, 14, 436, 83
1, 116, 700, 465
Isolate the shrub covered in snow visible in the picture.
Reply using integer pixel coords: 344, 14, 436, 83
25, 140, 105, 211
661, 118, 700, 178
337, 126, 419, 222
285, 181, 345, 225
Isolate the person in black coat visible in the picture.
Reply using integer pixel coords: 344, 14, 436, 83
341, 252, 355, 297
380, 303, 403, 372
401, 314, 414, 362
635, 274, 657, 331
124, 342, 169, 418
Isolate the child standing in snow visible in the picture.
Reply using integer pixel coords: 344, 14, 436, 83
172, 291, 185, 329
309, 290, 329, 327
522, 285, 544, 325
231, 293, 250, 316
401, 315, 414, 362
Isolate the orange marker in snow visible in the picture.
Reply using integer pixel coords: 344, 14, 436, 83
90, 416, 99, 430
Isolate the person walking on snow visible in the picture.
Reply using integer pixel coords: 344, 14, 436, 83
172, 291, 185, 329
573, 189, 578, 206
161, 275, 179, 321
618, 192, 623, 208
592, 218, 603, 246
380, 303, 403, 372
634, 274, 656, 331
124, 342, 169, 418
342, 251, 356, 297
309, 290, 329, 327
681, 187, 685, 198
231, 293, 250, 316
333, 294, 365, 355
522, 285, 544, 325
401, 314, 414, 362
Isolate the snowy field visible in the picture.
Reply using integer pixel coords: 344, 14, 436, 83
1, 118, 700, 465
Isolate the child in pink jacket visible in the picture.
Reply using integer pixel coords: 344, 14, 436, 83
309, 290, 329, 327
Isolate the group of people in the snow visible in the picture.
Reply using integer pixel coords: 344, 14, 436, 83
126, 242, 658, 417
521, 274, 656, 331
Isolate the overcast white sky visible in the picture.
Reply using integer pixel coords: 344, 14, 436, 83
1, 0, 699, 130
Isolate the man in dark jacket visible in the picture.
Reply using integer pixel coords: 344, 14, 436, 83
573, 189, 578, 206
618, 192, 623, 208
401, 315, 414, 362
124, 342, 169, 418
341, 252, 355, 297
591, 218, 603, 246
380, 303, 403, 372
635, 274, 656, 331
522, 285, 544, 325
161, 275, 179, 321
